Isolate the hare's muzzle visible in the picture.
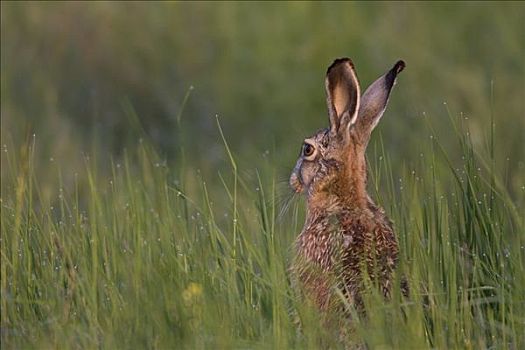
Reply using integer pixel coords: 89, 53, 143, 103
289, 171, 303, 193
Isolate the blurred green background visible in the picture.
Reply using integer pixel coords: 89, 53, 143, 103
1, 1, 524, 192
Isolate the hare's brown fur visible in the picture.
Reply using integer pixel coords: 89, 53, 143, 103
290, 58, 405, 312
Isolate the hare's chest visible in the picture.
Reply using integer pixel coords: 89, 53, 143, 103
297, 217, 364, 270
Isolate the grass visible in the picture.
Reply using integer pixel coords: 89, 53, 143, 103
1, 109, 523, 349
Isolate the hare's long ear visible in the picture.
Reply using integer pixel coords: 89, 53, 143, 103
326, 58, 361, 136
354, 60, 405, 144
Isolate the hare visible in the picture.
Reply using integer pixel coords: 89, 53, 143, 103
290, 58, 406, 313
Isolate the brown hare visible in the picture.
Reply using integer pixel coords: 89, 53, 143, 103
290, 58, 405, 313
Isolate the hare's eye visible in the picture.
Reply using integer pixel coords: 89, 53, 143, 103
303, 143, 315, 157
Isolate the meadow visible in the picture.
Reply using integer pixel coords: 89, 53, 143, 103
1, 2, 524, 349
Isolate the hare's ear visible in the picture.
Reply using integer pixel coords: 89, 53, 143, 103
326, 58, 361, 136
355, 60, 405, 144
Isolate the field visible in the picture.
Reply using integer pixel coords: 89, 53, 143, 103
1, 2, 524, 349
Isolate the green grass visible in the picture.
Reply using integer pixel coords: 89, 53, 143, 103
1, 112, 523, 349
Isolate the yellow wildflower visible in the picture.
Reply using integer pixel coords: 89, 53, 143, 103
182, 282, 203, 304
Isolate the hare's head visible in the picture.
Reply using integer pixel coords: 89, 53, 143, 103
290, 58, 405, 207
